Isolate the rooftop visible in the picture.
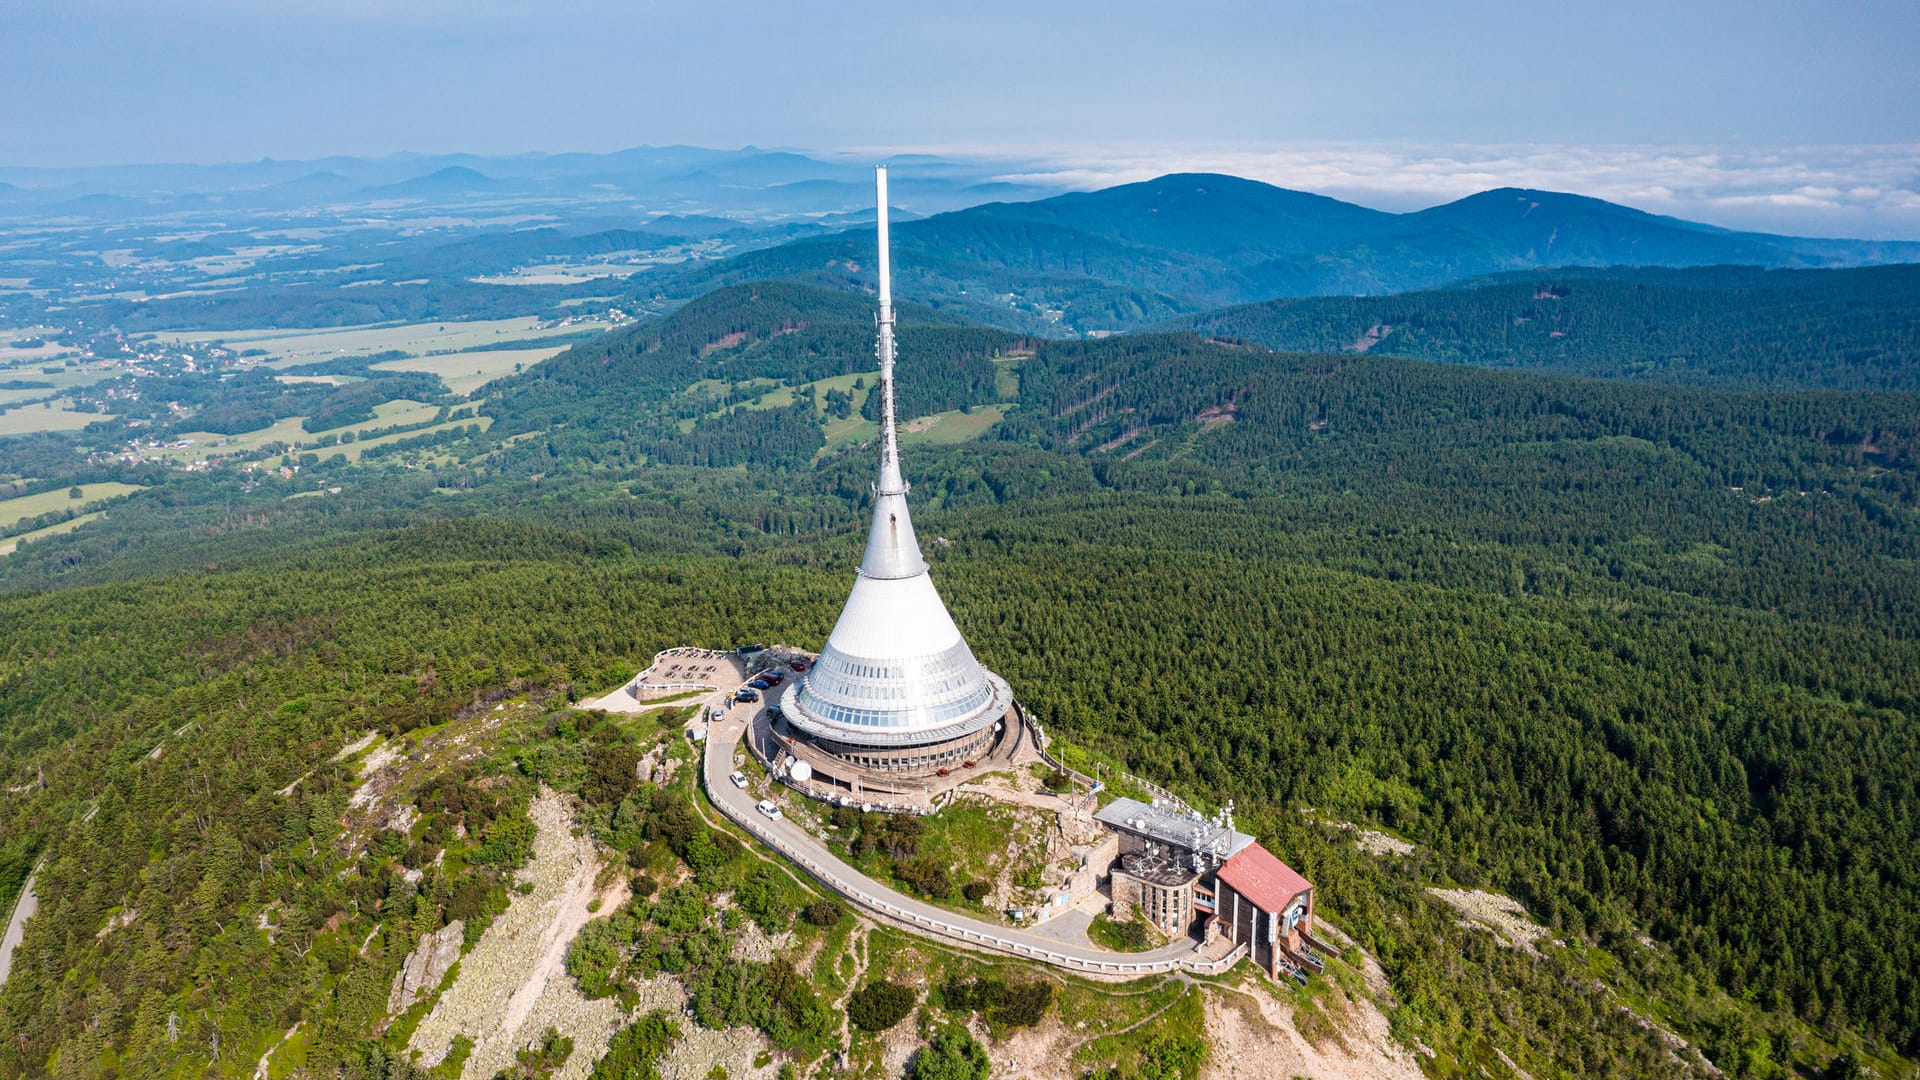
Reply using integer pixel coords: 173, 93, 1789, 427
1117, 845, 1201, 888
1095, 797, 1255, 862
1217, 842, 1313, 914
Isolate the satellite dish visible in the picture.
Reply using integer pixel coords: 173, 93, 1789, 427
789, 760, 813, 784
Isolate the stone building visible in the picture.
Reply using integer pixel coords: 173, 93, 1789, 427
1092, 794, 1322, 979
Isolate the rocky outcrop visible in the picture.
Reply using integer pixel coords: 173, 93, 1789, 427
388, 920, 465, 1014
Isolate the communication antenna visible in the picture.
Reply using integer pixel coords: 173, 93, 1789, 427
874, 166, 905, 499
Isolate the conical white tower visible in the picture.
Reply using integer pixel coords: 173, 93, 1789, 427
780, 167, 1012, 762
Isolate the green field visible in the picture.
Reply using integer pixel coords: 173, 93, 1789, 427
0, 355, 125, 400
0, 401, 113, 436
899, 404, 1009, 445
333, 415, 493, 463
150, 417, 310, 462
153, 317, 597, 368
0, 483, 142, 530
145, 400, 471, 464
991, 352, 1028, 399
0, 328, 80, 364
0, 511, 105, 556
372, 346, 564, 396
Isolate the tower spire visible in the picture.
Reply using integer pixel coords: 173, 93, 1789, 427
874, 165, 904, 497
779, 163, 1013, 758
856, 166, 927, 581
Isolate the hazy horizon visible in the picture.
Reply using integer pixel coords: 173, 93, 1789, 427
5, 0, 1918, 238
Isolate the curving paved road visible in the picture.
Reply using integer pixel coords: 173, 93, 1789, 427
699, 698, 1242, 979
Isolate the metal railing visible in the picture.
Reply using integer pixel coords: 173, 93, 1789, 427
1024, 707, 1203, 819
627, 647, 737, 694
703, 753, 1242, 979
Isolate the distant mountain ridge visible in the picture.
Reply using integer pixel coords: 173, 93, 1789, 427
0, 145, 1060, 221
650, 174, 1920, 334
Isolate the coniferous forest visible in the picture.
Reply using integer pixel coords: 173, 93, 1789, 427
0, 275, 1915, 1079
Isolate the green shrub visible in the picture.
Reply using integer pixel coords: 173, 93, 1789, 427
910, 1026, 989, 1080
848, 979, 917, 1032
801, 899, 844, 927
591, 1009, 679, 1080
896, 855, 951, 899
941, 975, 1054, 1028
735, 864, 793, 930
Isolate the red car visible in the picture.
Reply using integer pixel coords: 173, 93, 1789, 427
790, 660, 809, 672
761, 672, 784, 685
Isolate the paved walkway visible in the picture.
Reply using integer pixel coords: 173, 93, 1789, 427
700, 697, 1244, 980
0, 869, 38, 986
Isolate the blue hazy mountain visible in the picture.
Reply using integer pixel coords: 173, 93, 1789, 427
0, 146, 1052, 221
652, 174, 1920, 333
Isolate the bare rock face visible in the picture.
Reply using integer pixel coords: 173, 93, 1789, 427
388, 920, 465, 1014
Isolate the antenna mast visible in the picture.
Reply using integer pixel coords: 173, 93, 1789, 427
874, 166, 905, 496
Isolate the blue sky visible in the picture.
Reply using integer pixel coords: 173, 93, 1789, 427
6, 0, 1918, 235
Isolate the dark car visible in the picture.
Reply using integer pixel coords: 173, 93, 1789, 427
736, 688, 760, 703
761, 672, 784, 685
789, 660, 809, 672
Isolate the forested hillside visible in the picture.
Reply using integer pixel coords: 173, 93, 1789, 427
1164, 264, 1920, 390
642, 175, 1920, 333
485, 280, 1029, 469
1, 281, 1917, 1078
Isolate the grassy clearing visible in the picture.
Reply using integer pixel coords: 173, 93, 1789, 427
0, 355, 116, 399
371, 347, 563, 397
1070, 982, 1207, 1076
899, 405, 1008, 445
0, 512, 105, 556
992, 355, 1025, 400
683, 373, 1006, 455
1087, 911, 1166, 953
150, 417, 310, 462
153, 318, 590, 368
0, 482, 141, 529
1053, 972, 1187, 1035
0, 401, 112, 436
333, 415, 494, 463
0, 331, 80, 364
914, 798, 1033, 891
143, 400, 475, 465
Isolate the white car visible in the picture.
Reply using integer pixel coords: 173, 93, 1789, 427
755, 799, 782, 821
728, 770, 748, 789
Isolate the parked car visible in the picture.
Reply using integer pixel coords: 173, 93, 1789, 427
756, 799, 782, 820
789, 660, 809, 672
729, 770, 748, 789
760, 672, 784, 685
736, 688, 760, 703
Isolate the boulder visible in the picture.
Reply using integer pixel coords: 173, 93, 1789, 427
387, 920, 464, 1014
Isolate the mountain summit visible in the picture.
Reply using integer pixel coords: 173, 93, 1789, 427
654, 173, 1920, 334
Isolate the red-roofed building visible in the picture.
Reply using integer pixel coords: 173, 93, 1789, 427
1214, 842, 1316, 979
